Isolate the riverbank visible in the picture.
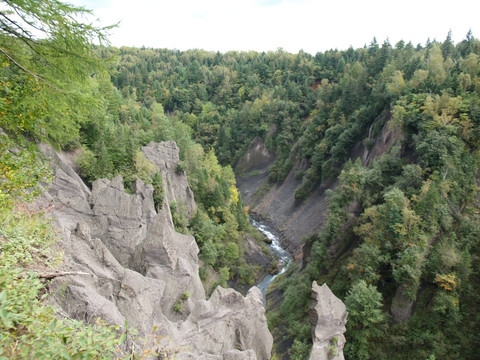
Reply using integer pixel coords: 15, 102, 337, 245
251, 218, 292, 305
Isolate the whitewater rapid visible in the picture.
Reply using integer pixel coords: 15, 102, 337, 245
251, 218, 292, 305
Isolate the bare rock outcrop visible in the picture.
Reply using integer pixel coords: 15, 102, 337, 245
39, 141, 272, 360
90, 175, 156, 267
390, 286, 414, 322
236, 136, 274, 176
49, 225, 168, 337
176, 349, 257, 360
236, 139, 331, 258
142, 140, 196, 218
38, 143, 94, 232
308, 282, 348, 360
132, 203, 205, 320
175, 286, 271, 359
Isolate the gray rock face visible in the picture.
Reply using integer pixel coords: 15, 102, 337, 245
37, 143, 94, 233
175, 349, 257, 360
236, 136, 274, 176
49, 230, 168, 337
39, 141, 272, 360
142, 140, 196, 218
91, 176, 156, 267
390, 286, 414, 322
132, 205, 205, 321
176, 286, 272, 359
236, 139, 332, 260
308, 282, 348, 360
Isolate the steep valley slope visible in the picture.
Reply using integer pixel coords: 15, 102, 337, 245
236, 111, 399, 261
38, 141, 273, 360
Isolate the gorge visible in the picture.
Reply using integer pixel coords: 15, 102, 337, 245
2, 6, 479, 357
38, 141, 273, 359
251, 218, 291, 305
34, 140, 346, 360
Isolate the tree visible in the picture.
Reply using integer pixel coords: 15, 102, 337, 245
427, 44, 446, 85
354, 188, 427, 299
0, 0, 112, 84
344, 280, 386, 360
0, 0, 114, 147
1, 0, 113, 204
441, 30, 455, 59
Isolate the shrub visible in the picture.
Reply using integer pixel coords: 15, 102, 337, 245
173, 303, 183, 313
0, 267, 123, 359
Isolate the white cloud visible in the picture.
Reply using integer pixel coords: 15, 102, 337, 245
70, 0, 480, 53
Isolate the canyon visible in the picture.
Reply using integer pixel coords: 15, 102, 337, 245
38, 140, 347, 359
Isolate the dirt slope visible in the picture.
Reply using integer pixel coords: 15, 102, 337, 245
236, 111, 400, 259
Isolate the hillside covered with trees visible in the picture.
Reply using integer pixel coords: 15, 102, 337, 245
1, 0, 480, 358
104, 36, 480, 359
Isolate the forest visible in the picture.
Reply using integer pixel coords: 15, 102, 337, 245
1, 0, 480, 359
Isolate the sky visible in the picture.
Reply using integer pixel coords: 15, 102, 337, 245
71, 0, 480, 54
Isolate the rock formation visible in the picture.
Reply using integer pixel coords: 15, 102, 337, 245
390, 286, 414, 322
38, 142, 272, 360
141, 141, 196, 218
236, 136, 274, 176
308, 282, 348, 360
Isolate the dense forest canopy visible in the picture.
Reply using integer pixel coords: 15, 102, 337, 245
81, 34, 480, 360
1, 0, 480, 358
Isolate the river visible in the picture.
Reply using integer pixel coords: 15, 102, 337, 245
251, 218, 292, 305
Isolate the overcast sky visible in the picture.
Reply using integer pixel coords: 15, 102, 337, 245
71, 0, 479, 54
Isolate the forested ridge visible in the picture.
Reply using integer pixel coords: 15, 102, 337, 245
106, 36, 480, 359
1, 0, 480, 358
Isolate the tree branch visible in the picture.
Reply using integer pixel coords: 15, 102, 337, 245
0, 47, 62, 91
17, 271, 93, 280
37, 271, 93, 280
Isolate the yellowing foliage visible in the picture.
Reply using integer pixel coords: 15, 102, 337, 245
229, 185, 239, 206
435, 273, 459, 292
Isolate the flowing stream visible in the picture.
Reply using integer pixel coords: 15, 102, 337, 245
251, 218, 292, 305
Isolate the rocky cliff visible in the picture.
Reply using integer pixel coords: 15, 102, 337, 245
236, 111, 400, 260
37, 142, 272, 359
308, 282, 348, 360
236, 137, 332, 260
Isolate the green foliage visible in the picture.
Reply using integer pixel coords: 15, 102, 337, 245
219, 266, 230, 287
274, 34, 480, 358
133, 152, 157, 184
104, 32, 480, 360
169, 200, 189, 234
344, 280, 386, 360
3, 11, 480, 359
0, 204, 126, 359
0, 206, 59, 267
73, 83, 250, 279
0, 64, 45, 136
222, 242, 240, 262
351, 187, 428, 299
0, 138, 53, 208
151, 173, 165, 210
175, 161, 186, 175
0, 3, 142, 358
0, 267, 122, 359
327, 336, 339, 358
289, 339, 311, 360
173, 302, 183, 313
0, 0, 114, 148
181, 291, 190, 300
172, 291, 191, 314
266, 264, 313, 358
